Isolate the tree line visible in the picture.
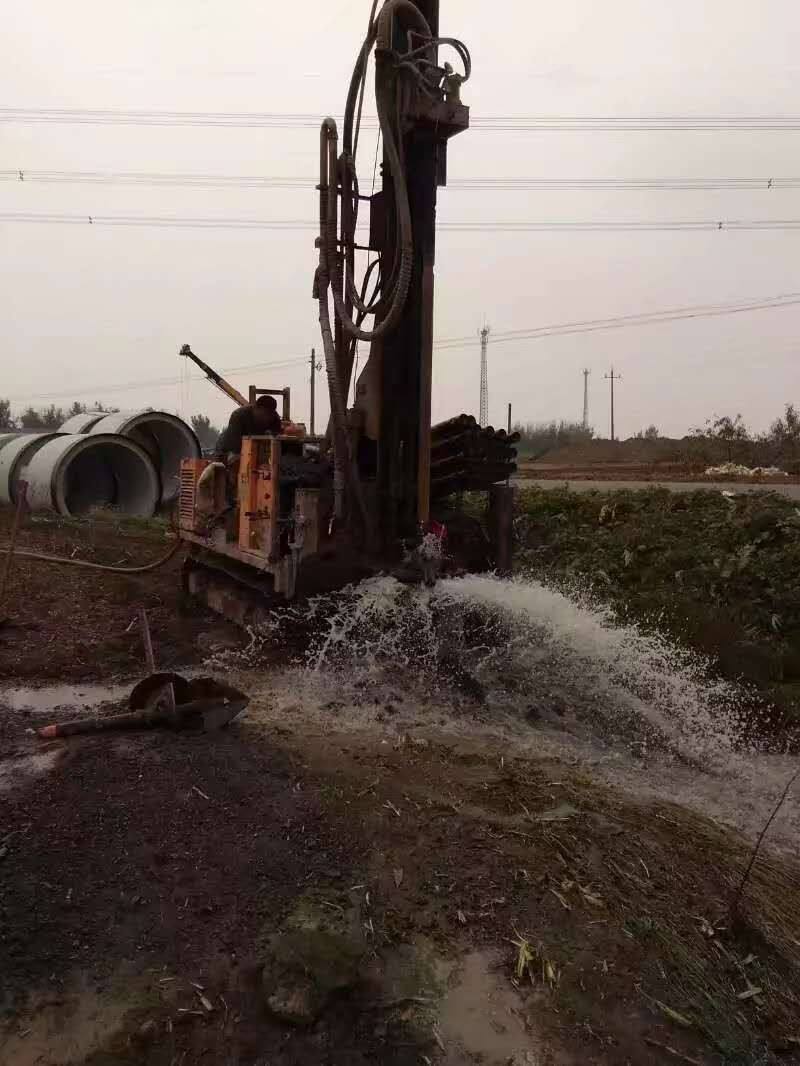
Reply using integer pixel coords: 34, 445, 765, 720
690, 405, 800, 464
4, 398, 798, 465
512, 404, 800, 466
0, 399, 120, 432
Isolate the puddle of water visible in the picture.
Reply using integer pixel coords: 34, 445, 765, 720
0, 750, 61, 793
0, 683, 131, 716
0, 972, 137, 1066
439, 950, 554, 1065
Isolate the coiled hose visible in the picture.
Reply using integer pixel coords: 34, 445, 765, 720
319, 0, 431, 344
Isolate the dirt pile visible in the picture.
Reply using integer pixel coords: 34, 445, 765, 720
535, 437, 691, 467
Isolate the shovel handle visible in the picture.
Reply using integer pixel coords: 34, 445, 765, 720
138, 606, 157, 674
0, 481, 28, 610
37, 708, 161, 738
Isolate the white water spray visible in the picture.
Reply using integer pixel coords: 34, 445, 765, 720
217, 571, 798, 849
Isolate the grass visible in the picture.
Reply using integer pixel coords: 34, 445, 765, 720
25, 508, 173, 538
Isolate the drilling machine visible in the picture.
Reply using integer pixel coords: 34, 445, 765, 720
178, 0, 515, 623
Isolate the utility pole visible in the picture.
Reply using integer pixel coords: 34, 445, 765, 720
479, 324, 490, 427
309, 347, 316, 435
507, 402, 512, 434
582, 368, 590, 430
604, 367, 622, 441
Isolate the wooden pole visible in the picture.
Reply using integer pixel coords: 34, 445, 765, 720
138, 606, 156, 674
0, 481, 28, 622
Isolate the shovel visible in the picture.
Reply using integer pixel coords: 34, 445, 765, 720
36, 606, 249, 739
36, 681, 248, 739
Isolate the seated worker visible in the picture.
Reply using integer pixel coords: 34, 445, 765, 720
212, 395, 283, 509
214, 394, 283, 457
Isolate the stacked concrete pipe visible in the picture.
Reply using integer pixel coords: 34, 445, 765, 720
0, 432, 161, 517
0, 411, 199, 517
62, 410, 201, 506
0, 433, 64, 505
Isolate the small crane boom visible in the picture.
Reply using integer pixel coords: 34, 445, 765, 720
179, 343, 248, 407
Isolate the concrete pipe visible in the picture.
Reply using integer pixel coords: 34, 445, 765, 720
23, 434, 160, 517
0, 432, 21, 454
89, 411, 200, 506
0, 433, 64, 505
59, 411, 107, 434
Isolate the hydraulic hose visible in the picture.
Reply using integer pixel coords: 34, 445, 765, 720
317, 120, 371, 538
321, 119, 410, 343
317, 283, 371, 539
318, 1, 433, 344
0, 537, 184, 573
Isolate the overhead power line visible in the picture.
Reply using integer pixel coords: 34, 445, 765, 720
4, 212, 800, 232
9, 291, 800, 402
4, 169, 800, 192
433, 291, 800, 351
6, 354, 309, 403
4, 107, 800, 130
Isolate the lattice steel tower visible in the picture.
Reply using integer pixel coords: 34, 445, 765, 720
479, 324, 490, 427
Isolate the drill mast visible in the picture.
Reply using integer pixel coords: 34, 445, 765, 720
315, 0, 470, 554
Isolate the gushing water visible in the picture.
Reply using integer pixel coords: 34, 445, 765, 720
217, 571, 798, 849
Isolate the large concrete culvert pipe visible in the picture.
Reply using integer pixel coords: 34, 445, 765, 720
0, 433, 64, 504
59, 411, 107, 434
23, 434, 160, 517
88, 411, 200, 506
0, 433, 21, 454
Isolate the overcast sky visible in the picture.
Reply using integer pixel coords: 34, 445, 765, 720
3, 0, 800, 438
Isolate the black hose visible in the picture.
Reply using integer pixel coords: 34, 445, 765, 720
319, 1, 433, 344
0, 537, 184, 573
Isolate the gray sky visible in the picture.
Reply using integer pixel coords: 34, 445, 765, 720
3, 0, 800, 438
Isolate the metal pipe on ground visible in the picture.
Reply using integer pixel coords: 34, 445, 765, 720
431, 414, 477, 439
23, 434, 160, 517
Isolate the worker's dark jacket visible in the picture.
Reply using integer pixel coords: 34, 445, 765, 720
215, 405, 282, 454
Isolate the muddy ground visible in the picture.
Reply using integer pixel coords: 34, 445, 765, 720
2, 511, 800, 1066
0, 511, 238, 681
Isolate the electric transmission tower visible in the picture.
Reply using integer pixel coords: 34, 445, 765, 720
479, 324, 490, 427
582, 368, 590, 429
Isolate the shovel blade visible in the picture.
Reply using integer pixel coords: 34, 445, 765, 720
199, 698, 249, 731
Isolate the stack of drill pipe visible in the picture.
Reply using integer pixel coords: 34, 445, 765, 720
430, 415, 518, 498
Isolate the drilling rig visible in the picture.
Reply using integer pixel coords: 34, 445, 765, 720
178, 0, 516, 623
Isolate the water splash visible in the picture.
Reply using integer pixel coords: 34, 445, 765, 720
220, 570, 797, 848
435, 573, 762, 762
219, 571, 773, 762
